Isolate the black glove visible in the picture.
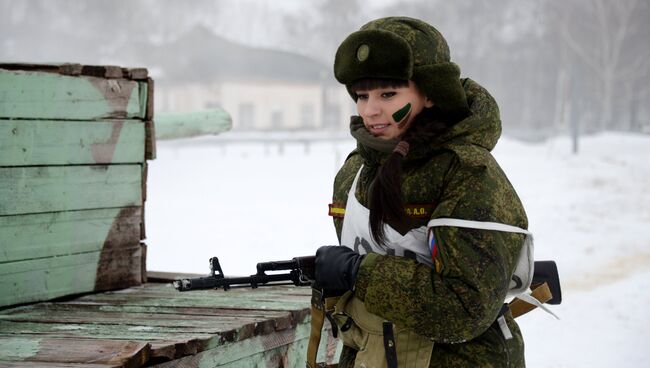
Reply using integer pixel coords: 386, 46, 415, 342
314, 246, 364, 293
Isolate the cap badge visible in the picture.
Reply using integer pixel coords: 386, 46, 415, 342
356, 44, 370, 62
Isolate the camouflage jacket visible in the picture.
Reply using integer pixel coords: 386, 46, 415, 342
332, 79, 527, 367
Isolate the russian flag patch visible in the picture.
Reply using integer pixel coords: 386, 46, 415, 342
429, 231, 438, 261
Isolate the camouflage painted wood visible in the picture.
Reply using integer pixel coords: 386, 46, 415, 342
78, 287, 312, 312
0, 63, 151, 309
0, 284, 339, 366
0, 119, 145, 166
0, 307, 287, 331
0, 245, 143, 307
0, 337, 149, 367
0, 165, 142, 216
0, 207, 141, 263
0, 69, 147, 120
0, 63, 148, 80
151, 322, 313, 367
0, 360, 118, 367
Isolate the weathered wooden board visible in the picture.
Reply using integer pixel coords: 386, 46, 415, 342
0, 63, 149, 80
0, 284, 339, 366
0, 165, 142, 216
152, 322, 312, 368
0, 119, 145, 166
145, 120, 156, 160
75, 285, 313, 312
0, 207, 141, 264
154, 109, 231, 140
0, 307, 281, 331
0, 362, 116, 367
0, 245, 143, 307
0, 337, 149, 368
0, 69, 147, 120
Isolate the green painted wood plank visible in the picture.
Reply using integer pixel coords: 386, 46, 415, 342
0, 252, 100, 307
150, 319, 339, 368
4, 303, 293, 329
49, 303, 298, 340
0, 119, 145, 166
0, 283, 339, 365
75, 287, 311, 312
0, 246, 142, 307
0, 69, 147, 120
59, 303, 292, 320
0, 319, 332, 367
0, 165, 142, 216
139, 282, 313, 297
155, 109, 232, 140
0, 362, 115, 367
0, 321, 219, 345
0, 337, 149, 367
0, 309, 279, 331
0, 334, 198, 364
0, 207, 141, 263
73, 292, 310, 312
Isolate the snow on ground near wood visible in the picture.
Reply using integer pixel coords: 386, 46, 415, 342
147, 132, 650, 367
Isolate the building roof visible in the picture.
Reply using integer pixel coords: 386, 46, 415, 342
136, 26, 332, 85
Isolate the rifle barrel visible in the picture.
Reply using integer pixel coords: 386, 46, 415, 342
174, 271, 300, 291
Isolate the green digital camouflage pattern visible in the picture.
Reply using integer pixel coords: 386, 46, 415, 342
360, 17, 451, 65
332, 79, 527, 367
334, 16, 469, 116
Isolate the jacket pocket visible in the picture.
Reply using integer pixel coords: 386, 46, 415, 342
331, 292, 434, 368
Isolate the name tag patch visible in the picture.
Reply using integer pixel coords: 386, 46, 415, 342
329, 203, 435, 219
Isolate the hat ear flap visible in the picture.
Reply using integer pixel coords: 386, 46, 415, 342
413, 62, 469, 116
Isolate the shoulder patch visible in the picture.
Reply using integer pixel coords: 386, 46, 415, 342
328, 203, 345, 218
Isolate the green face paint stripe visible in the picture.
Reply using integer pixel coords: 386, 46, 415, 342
392, 103, 412, 123
397, 110, 412, 129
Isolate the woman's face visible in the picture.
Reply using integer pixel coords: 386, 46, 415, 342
355, 81, 433, 140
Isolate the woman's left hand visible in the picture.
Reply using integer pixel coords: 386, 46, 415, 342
314, 246, 364, 293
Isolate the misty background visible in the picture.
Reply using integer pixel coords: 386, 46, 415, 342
2, 3, 649, 366
2, 0, 649, 140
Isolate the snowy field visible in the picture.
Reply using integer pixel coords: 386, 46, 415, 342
146, 132, 650, 367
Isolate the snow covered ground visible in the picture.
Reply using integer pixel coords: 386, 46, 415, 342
146, 132, 650, 367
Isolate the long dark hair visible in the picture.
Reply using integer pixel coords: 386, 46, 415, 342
351, 78, 461, 245
368, 101, 458, 244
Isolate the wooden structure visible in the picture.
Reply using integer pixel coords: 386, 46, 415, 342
155, 109, 232, 140
0, 63, 336, 366
0, 63, 154, 307
0, 283, 338, 367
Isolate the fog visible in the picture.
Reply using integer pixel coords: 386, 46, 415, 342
2, 0, 649, 139
2, 3, 649, 365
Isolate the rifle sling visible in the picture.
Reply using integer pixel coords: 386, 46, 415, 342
307, 290, 340, 368
307, 290, 325, 368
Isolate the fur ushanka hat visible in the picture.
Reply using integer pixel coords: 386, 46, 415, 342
334, 17, 469, 116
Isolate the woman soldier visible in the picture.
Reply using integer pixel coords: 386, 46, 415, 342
313, 17, 530, 367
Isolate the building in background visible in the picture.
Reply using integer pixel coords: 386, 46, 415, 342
132, 26, 354, 132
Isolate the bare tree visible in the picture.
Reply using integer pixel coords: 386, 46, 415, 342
552, 0, 650, 130
282, 0, 366, 64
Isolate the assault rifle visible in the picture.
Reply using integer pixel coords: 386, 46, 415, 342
172, 256, 315, 291
172, 256, 561, 306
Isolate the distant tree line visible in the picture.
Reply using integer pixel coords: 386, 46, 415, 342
285, 0, 650, 138
2, 0, 648, 138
